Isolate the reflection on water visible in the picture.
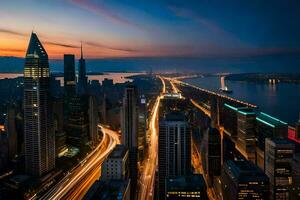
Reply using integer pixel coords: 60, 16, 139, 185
186, 76, 300, 125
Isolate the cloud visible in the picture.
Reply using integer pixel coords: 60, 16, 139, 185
0, 28, 26, 37
84, 41, 138, 52
68, 0, 140, 28
0, 48, 25, 53
44, 41, 80, 48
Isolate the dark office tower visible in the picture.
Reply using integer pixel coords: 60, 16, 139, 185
166, 175, 208, 200
256, 112, 288, 170
265, 138, 294, 200
205, 127, 221, 185
67, 96, 89, 147
158, 111, 191, 200
210, 97, 219, 128
138, 96, 147, 162
5, 106, 18, 159
64, 54, 76, 98
23, 32, 55, 176
221, 160, 269, 200
89, 95, 99, 145
222, 103, 239, 140
77, 43, 87, 95
236, 108, 256, 163
121, 85, 139, 200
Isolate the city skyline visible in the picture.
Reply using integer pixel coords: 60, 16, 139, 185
1, 0, 300, 59
0, 2, 299, 200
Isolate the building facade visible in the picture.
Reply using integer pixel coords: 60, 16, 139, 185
23, 32, 55, 176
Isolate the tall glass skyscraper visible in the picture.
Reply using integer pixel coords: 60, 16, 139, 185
24, 32, 55, 176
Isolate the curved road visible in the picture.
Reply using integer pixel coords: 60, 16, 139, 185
39, 125, 120, 200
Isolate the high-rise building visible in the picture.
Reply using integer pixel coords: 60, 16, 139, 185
121, 85, 139, 199
77, 43, 87, 95
203, 127, 221, 185
256, 112, 288, 170
166, 174, 208, 200
221, 160, 269, 200
236, 108, 256, 163
138, 95, 147, 162
66, 96, 89, 147
23, 32, 55, 176
101, 145, 128, 181
88, 95, 99, 145
64, 54, 76, 98
5, 105, 18, 159
84, 179, 131, 200
265, 138, 294, 200
158, 111, 191, 199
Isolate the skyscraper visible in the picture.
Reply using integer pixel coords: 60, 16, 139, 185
23, 32, 55, 176
236, 108, 256, 163
265, 138, 294, 200
64, 54, 76, 98
77, 42, 87, 95
221, 160, 269, 200
205, 127, 221, 185
138, 95, 147, 162
121, 85, 139, 199
158, 111, 191, 199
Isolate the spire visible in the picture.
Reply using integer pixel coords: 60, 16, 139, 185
80, 41, 83, 59
26, 32, 48, 58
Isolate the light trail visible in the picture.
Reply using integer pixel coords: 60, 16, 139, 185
39, 125, 120, 200
138, 76, 165, 200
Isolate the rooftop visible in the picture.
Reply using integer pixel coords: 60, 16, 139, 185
256, 112, 287, 127
167, 174, 206, 191
108, 145, 127, 159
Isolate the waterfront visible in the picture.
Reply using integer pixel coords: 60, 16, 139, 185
186, 76, 300, 125
0, 72, 142, 85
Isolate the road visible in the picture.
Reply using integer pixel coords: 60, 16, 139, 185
165, 77, 218, 200
138, 76, 165, 200
39, 125, 120, 200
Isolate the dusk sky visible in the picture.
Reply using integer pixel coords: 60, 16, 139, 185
1, 0, 300, 59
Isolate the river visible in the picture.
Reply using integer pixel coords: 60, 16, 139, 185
185, 76, 300, 125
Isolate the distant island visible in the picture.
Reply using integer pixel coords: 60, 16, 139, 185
225, 73, 300, 83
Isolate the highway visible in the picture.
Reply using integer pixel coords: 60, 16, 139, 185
38, 125, 120, 200
138, 76, 165, 200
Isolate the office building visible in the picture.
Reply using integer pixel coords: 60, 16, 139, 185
166, 174, 208, 200
256, 112, 288, 170
101, 145, 128, 181
138, 96, 147, 161
66, 96, 89, 147
53, 98, 66, 157
265, 138, 294, 200
77, 43, 88, 95
23, 32, 55, 176
205, 127, 221, 185
158, 111, 191, 199
5, 106, 18, 159
236, 108, 256, 163
222, 103, 239, 139
121, 85, 139, 199
64, 54, 76, 98
221, 160, 269, 200
84, 179, 130, 200
89, 95, 99, 145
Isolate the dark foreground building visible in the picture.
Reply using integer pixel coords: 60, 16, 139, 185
221, 160, 269, 200
166, 175, 208, 200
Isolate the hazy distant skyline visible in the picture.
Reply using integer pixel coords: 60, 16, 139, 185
1, 0, 300, 59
